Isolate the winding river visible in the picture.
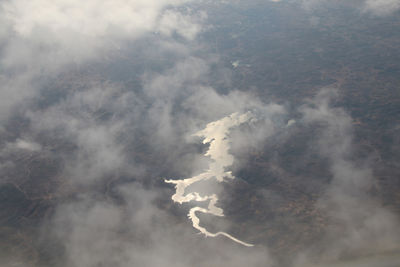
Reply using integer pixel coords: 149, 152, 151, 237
165, 112, 254, 247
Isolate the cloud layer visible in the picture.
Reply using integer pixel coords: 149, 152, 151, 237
0, 1, 399, 267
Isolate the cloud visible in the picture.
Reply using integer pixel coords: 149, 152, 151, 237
292, 0, 400, 15
9, 43, 279, 264
0, 0, 207, 186
25, 81, 139, 184
363, 0, 400, 15
0, 0, 200, 70
157, 9, 206, 40
294, 89, 400, 265
0, 73, 37, 123
0, 1, 399, 266
0, 0, 203, 130
299, 0, 328, 10
47, 183, 275, 267
7, 139, 42, 151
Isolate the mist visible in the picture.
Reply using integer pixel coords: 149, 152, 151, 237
0, 0, 399, 267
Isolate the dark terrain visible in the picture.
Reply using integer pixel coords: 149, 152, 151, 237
1, 1, 399, 266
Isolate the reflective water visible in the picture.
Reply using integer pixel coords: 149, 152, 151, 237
165, 112, 254, 247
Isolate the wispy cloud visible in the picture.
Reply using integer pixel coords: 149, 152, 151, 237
363, 0, 400, 15
0, 1, 399, 266
294, 89, 400, 265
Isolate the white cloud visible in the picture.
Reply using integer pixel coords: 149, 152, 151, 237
157, 9, 206, 40
12, 139, 42, 151
27, 82, 140, 184
49, 183, 275, 267
2, 0, 192, 38
0, 0, 202, 130
293, 0, 400, 15
364, 0, 400, 15
297, 89, 400, 263
0, 0, 199, 71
